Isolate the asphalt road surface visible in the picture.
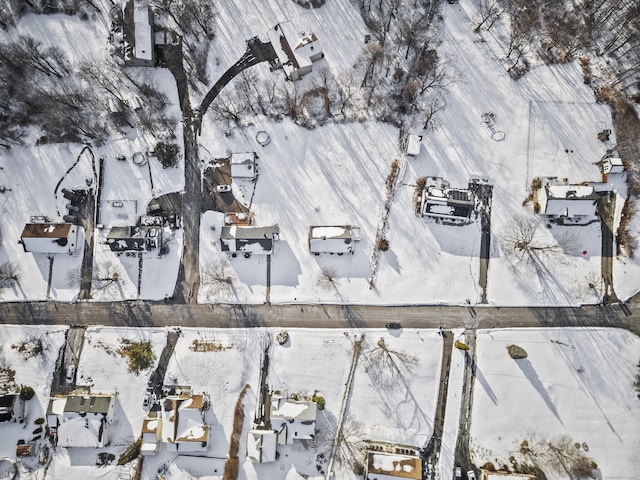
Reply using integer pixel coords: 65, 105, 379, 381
1, 301, 638, 335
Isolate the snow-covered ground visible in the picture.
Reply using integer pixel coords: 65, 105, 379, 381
470, 328, 640, 479
0, 0, 639, 306
0, 325, 67, 455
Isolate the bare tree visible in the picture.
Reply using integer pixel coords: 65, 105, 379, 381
317, 265, 340, 291
0, 262, 20, 288
201, 260, 234, 299
422, 93, 445, 130
92, 262, 124, 296
474, 0, 504, 32
501, 216, 566, 272
365, 337, 418, 389
319, 414, 367, 476
519, 434, 598, 479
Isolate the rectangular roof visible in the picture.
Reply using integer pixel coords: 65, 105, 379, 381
21, 223, 72, 239
64, 394, 115, 414
366, 451, 422, 479
221, 225, 280, 240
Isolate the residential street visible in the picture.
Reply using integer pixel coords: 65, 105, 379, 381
1, 300, 638, 335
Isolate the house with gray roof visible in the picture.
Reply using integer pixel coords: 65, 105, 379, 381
47, 393, 117, 448
220, 225, 280, 256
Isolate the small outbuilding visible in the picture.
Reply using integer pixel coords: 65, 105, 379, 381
230, 152, 257, 179
406, 134, 422, 156
20, 223, 81, 254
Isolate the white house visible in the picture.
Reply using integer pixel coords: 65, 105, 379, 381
308, 225, 360, 255
20, 222, 81, 254
536, 183, 598, 224
421, 177, 475, 225
269, 392, 317, 445
247, 429, 278, 463
220, 225, 280, 256
47, 393, 117, 448
268, 21, 324, 81
230, 152, 257, 179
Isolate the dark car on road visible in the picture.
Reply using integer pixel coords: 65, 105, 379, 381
385, 322, 401, 329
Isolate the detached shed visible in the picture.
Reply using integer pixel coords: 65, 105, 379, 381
230, 152, 257, 179
308, 225, 360, 255
406, 134, 422, 156
20, 223, 81, 254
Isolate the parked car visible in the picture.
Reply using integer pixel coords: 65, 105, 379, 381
454, 467, 462, 479
467, 471, 477, 480
216, 184, 231, 193
65, 365, 75, 383
385, 322, 402, 329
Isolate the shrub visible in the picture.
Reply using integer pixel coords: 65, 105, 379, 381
312, 393, 326, 410
35, 417, 45, 425
154, 142, 180, 168
118, 340, 156, 375
117, 438, 141, 465
20, 386, 35, 400
482, 462, 496, 471
377, 238, 389, 251
32, 427, 42, 434
508, 344, 528, 359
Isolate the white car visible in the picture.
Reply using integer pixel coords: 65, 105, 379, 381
65, 365, 75, 383
216, 184, 231, 193
467, 471, 477, 480
454, 467, 462, 479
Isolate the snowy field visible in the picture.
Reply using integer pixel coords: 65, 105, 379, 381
470, 328, 640, 480
196, 0, 640, 307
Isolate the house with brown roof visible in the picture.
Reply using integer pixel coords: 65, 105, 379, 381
140, 392, 210, 454
20, 222, 81, 254
267, 21, 324, 81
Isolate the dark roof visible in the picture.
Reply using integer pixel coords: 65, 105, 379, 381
64, 395, 114, 414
